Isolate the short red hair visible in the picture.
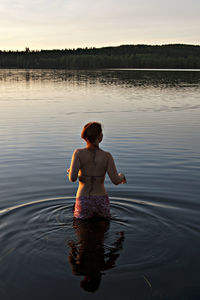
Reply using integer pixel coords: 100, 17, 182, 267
81, 122, 102, 143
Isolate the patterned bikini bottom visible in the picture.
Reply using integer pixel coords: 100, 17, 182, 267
74, 194, 110, 219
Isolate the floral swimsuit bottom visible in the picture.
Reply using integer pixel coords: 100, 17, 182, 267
74, 194, 110, 219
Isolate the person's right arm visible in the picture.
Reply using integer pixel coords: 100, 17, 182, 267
107, 152, 126, 185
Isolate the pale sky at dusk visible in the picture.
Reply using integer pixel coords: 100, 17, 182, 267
0, 0, 200, 50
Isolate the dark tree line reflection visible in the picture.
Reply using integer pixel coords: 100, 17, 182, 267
1, 69, 200, 87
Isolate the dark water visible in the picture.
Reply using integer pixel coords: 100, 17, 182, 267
0, 69, 200, 300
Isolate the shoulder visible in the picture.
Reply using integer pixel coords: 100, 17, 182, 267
100, 150, 113, 160
72, 148, 89, 158
72, 148, 83, 157
73, 148, 82, 153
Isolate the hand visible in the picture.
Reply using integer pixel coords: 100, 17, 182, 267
121, 176, 127, 184
67, 168, 70, 176
118, 173, 127, 184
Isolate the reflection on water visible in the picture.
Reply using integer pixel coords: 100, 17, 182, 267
0, 69, 200, 299
0, 196, 199, 299
1, 69, 200, 86
68, 218, 124, 293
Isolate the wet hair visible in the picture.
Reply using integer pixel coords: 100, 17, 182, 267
81, 122, 102, 143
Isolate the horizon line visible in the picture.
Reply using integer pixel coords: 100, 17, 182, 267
1, 43, 200, 52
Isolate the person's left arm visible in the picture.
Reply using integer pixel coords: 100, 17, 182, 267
68, 149, 80, 182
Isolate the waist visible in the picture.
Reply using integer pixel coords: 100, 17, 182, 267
78, 175, 105, 185
76, 194, 109, 201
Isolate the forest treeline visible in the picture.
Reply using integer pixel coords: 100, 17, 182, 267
0, 44, 200, 69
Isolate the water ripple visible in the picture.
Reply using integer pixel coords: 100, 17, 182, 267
0, 196, 197, 272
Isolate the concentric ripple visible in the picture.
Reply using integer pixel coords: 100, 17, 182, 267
0, 196, 199, 299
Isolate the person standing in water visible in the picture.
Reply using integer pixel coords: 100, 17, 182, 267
68, 122, 126, 219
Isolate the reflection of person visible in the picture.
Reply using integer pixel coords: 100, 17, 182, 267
68, 218, 124, 293
68, 122, 126, 219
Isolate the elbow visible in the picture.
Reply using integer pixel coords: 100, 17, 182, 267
69, 175, 77, 182
113, 176, 124, 185
109, 176, 122, 185
112, 179, 120, 185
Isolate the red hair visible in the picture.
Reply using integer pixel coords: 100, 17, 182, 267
81, 122, 102, 143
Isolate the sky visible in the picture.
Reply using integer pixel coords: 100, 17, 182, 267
0, 0, 200, 50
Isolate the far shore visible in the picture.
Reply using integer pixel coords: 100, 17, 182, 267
0, 44, 200, 70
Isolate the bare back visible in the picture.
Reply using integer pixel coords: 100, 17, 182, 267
68, 147, 123, 197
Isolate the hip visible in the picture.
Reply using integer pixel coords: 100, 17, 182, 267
74, 194, 110, 219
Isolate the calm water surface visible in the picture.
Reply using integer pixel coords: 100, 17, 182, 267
0, 69, 200, 299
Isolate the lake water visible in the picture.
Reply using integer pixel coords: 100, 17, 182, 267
0, 69, 200, 300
